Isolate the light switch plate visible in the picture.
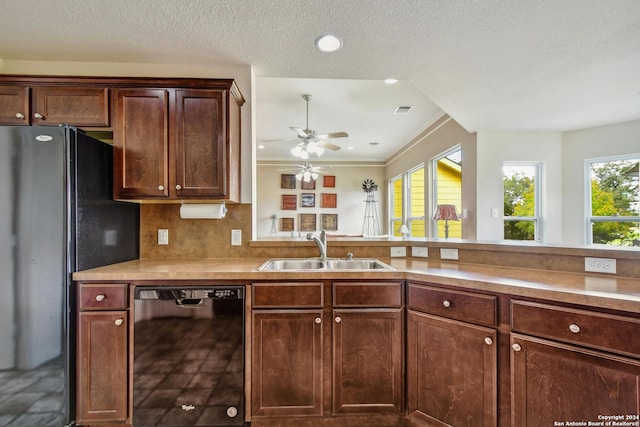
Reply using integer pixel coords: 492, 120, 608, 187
412, 247, 428, 258
390, 247, 407, 257
158, 229, 169, 245
440, 248, 459, 260
231, 229, 242, 246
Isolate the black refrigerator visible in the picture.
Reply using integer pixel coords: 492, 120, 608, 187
0, 126, 139, 426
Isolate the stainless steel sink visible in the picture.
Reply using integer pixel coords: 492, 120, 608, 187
258, 258, 394, 271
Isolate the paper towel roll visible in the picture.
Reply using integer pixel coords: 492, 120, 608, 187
179, 203, 227, 219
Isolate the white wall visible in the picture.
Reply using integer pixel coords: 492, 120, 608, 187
476, 131, 563, 243
1, 59, 254, 203
562, 119, 640, 245
256, 164, 386, 238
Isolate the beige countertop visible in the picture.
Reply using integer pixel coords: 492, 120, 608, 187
73, 257, 640, 313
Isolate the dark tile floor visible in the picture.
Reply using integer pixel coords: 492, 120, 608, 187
0, 356, 67, 427
134, 305, 245, 426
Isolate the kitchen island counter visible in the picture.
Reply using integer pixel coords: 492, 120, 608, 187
73, 257, 640, 313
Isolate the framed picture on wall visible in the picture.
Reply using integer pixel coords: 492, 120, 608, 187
323, 175, 336, 187
281, 194, 297, 210
281, 174, 296, 189
280, 217, 294, 231
301, 179, 316, 190
321, 193, 337, 208
299, 214, 316, 231
321, 214, 338, 231
301, 193, 316, 207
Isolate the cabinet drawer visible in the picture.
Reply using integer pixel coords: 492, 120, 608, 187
79, 284, 128, 310
252, 282, 324, 308
407, 282, 497, 326
333, 281, 402, 307
511, 300, 640, 357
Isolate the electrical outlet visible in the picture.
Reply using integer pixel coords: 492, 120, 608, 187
412, 247, 429, 258
440, 248, 459, 260
231, 229, 242, 246
584, 257, 616, 274
158, 229, 169, 245
390, 247, 407, 257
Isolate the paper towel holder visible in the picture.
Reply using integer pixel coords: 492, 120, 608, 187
179, 201, 228, 219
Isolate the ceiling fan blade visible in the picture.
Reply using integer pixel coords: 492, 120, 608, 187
316, 131, 348, 139
317, 140, 342, 151
290, 127, 309, 138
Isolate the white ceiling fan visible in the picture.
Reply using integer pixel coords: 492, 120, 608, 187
280, 162, 332, 182
264, 94, 348, 159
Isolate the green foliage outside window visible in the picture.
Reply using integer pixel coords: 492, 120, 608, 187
503, 170, 536, 240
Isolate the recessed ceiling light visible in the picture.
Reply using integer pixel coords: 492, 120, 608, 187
347, 146, 354, 150
315, 34, 343, 53
258, 144, 264, 149
384, 78, 398, 85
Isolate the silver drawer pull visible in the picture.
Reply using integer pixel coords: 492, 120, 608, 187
314, 317, 321, 324
34, 112, 44, 119
512, 343, 522, 352
158, 185, 165, 191
568, 323, 581, 334
16, 112, 25, 119
442, 300, 451, 308
114, 318, 124, 326
95, 294, 106, 302
176, 184, 182, 190
484, 337, 493, 346
335, 316, 341, 323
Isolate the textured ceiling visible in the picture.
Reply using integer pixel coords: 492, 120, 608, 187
1, 0, 639, 161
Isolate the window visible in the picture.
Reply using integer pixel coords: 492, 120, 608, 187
432, 148, 462, 238
388, 164, 425, 237
503, 162, 540, 241
586, 155, 639, 246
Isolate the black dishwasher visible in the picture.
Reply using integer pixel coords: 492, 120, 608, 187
133, 286, 245, 426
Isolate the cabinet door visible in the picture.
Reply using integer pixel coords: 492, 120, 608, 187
32, 86, 110, 127
407, 310, 497, 427
252, 310, 323, 417
174, 89, 228, 198
76, 311, 128, 424
511, 333, 640, 427
113, 88, 169, 199
333, 309, 403, 414
0, 85, 30, 125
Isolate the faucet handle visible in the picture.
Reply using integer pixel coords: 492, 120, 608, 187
346, 253, 354, 260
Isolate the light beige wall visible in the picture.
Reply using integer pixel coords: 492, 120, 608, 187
1, 59, 254, 203
256, 164, 386, 237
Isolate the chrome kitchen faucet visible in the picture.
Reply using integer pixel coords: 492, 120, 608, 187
306, 230, 327, 258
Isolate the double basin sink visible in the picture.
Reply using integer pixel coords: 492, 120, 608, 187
258, 257, 395, 271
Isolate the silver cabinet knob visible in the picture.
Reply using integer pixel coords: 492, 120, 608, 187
512, 343, 522, 352
442, 300, 451, 308
175, 184, 182, 190
15, 112, 25, 119
34, 112, 44, 119
158, 185, 165, 191
568, 323, 580, 334
335, 316, 341, 323
114, 318, 124, 326
95, 294, 106, 302
484, 337, 493, 345
314, 317, 321, 324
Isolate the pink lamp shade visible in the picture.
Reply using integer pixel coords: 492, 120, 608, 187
432, 204, 460, 221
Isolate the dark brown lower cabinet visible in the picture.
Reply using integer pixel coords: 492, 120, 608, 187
76, 311, 129, 424
511, 333, 640, 426
407, 310, 497, 427
332, 309, 403, 414
251, 310, 323, 417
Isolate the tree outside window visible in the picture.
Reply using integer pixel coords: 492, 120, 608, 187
503, 163, 540, 241
588, 157, 639, 246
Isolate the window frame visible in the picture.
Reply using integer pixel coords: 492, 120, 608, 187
431, 147, 462, 238
502, 161, 542, 242
388, 163, 425, 237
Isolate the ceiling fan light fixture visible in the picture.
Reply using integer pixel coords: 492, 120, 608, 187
307, 141, 318, 153
291, 144, 303, 157
315, 34, 343, 53
311, 172, 319, 180
314, 146, 325, 156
